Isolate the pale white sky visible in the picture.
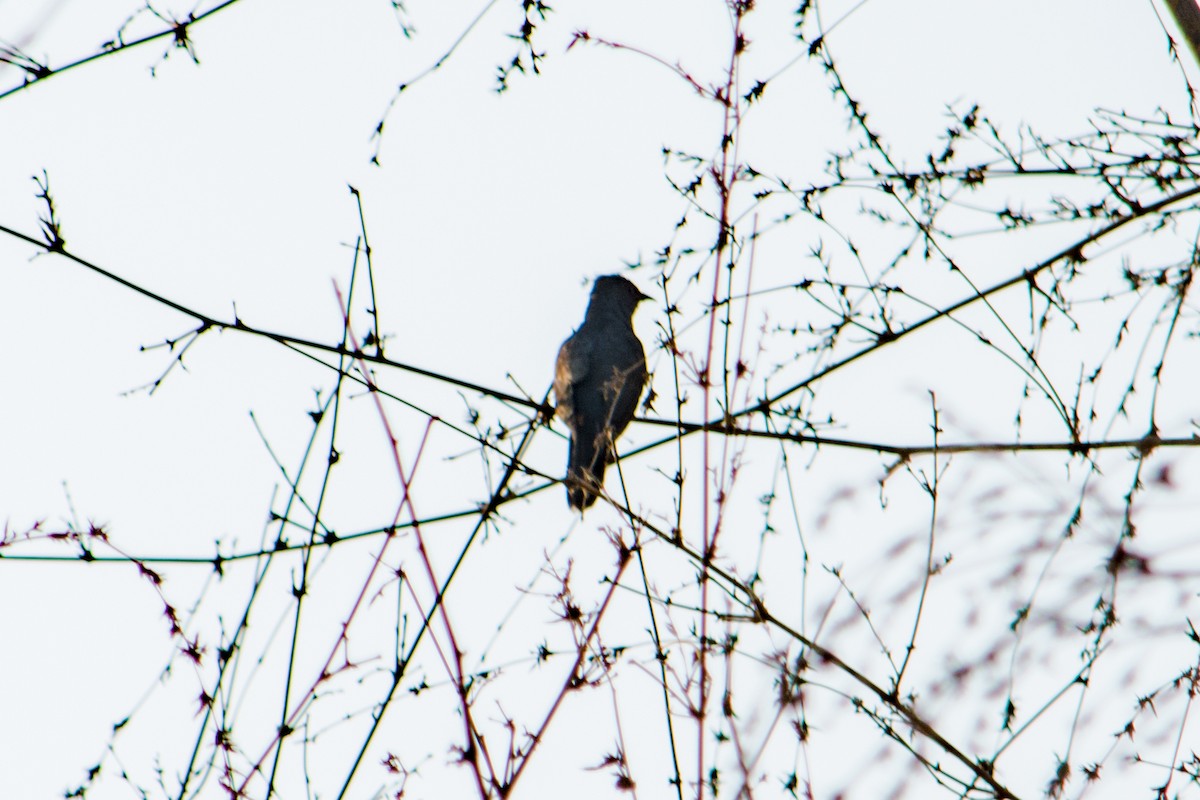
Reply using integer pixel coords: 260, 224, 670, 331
2, 1, 1200, 798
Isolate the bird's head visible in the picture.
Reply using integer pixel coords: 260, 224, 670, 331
590, 274, 651, 316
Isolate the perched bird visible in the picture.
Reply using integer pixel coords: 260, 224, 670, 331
554, 275, 650, 510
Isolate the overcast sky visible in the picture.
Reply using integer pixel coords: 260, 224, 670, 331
2, 2, 1199, 798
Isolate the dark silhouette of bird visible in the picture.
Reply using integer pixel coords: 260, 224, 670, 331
554, 275, 650, 510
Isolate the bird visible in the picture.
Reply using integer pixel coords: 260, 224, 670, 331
554, 275, 650, 510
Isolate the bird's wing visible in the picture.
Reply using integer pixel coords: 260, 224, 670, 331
554, 330, 591, 425
600, 334, 646, 435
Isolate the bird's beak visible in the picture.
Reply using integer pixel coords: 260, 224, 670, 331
637, 289, 652, 303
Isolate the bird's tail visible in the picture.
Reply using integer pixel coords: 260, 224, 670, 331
566, 428, 607, 510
